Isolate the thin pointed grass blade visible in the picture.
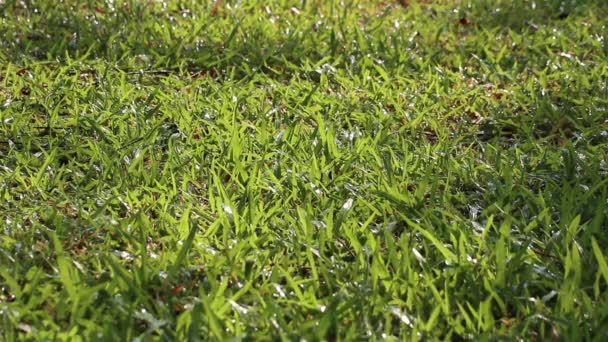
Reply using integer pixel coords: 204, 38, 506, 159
581, 177, 608, 203
224, 17, 244, 47
103, 254, 143, 295
198, 295, 225, 340
186, 303, 204, 341
34, 148, 58, 188
400, 214, 457, 264
169, 207, 197, 280
51, 232, 78, 298
591, 237, 608, 285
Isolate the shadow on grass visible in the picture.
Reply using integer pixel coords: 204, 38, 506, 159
460, 0, 608, 31
0, 0, 330, 77
1, 0, 606, 75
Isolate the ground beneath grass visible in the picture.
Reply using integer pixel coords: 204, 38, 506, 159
1, 0, 608, 340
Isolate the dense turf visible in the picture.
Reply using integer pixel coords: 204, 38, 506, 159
1, 0, 608, 340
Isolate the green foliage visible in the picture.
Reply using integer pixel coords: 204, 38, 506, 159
1, 0, 607, 339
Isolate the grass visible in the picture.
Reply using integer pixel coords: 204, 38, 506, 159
1, 0, 607, 339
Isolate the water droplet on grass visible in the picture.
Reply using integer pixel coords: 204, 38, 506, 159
389, 306, 414, 327
273, 284, 286, 298
114, 249, 134, 261
315, 63, 336, 74
230, 300, 249, 315
412, 248, 426, 263
341, 198, 354, 211
542, 290, 558, 303
222, 203, 233, 216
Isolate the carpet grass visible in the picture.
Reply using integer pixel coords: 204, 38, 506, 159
1, 0, 608, 340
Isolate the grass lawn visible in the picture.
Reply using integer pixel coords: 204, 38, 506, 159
1, 0, 608, 339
